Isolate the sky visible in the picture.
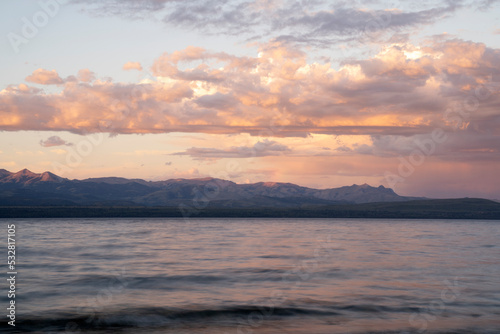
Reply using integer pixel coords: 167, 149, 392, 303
0, 0, 499, 199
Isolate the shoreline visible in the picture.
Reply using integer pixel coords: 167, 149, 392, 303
1, 198, 500, 220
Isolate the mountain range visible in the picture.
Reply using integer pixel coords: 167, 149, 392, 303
0, 168, 421, 207
2, 169, 500, 219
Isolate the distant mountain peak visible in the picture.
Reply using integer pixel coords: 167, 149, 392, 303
0, 169, 12, 178
10, 169, 40, 182
0, 169, 66, 184
196, 177, 216, 181
347, 183, 388, 190
15, 168, 39, 177
262, 182, 278, 187
40, 171, 64, 182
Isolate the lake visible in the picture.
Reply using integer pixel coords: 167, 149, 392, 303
2, 218, 500, 333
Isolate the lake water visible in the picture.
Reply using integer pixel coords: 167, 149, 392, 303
2, 218, 500, 333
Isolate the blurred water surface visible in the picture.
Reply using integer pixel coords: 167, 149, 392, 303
3, 218, 500, 333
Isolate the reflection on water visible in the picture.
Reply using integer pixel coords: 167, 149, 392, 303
3, 218, 500, 333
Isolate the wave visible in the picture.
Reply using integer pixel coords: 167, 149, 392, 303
15, 304, 499, 333
17, 305, 337, 332
50, 268, 336, 289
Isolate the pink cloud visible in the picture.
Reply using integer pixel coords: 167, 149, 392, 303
123, 62, 143, 71
39, 136, 73, 147
173, 139, 291, 160
25, 69, 64, 85
0, 39, 498, 154
77, 69, 96, 83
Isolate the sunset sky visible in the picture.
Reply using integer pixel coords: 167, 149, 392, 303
1, 0, 499, 199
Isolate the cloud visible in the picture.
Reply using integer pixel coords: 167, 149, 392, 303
1, 84, 41, 95
173, 139, 291, 160
71, 0, 465, 48
0, 161, 16, 167
331, 128, 500, 163
245, 168, 278, 177
195, 93, 238, 109
123, 61, 143, 71
114, 150, 171, 156
72, 0, 173, 18
25, 68, 96, 85
78, 69, 96, 82
476, 0, 500, 10
1, 39, 499, 159
171, 167, 201, 179
39, 136, 73, 147
16, 150, 45, 156
162, 0, 263, 36
51, 149, 67, 155
25, 69, 64, 85
281, 4, 462, 42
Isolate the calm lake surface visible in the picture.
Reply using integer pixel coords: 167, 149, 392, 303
2, 218, 500, 333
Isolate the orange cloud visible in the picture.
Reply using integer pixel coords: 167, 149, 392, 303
123, 61, 143, 71
0, 39, 498, 145
25, 69, 64, 85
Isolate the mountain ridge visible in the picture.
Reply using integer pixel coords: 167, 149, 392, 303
1, 169, 499, 219
0, 168, 422, 207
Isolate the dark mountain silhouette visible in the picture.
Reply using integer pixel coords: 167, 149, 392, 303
0, 169, 421, 207
1, 169, 499, 219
